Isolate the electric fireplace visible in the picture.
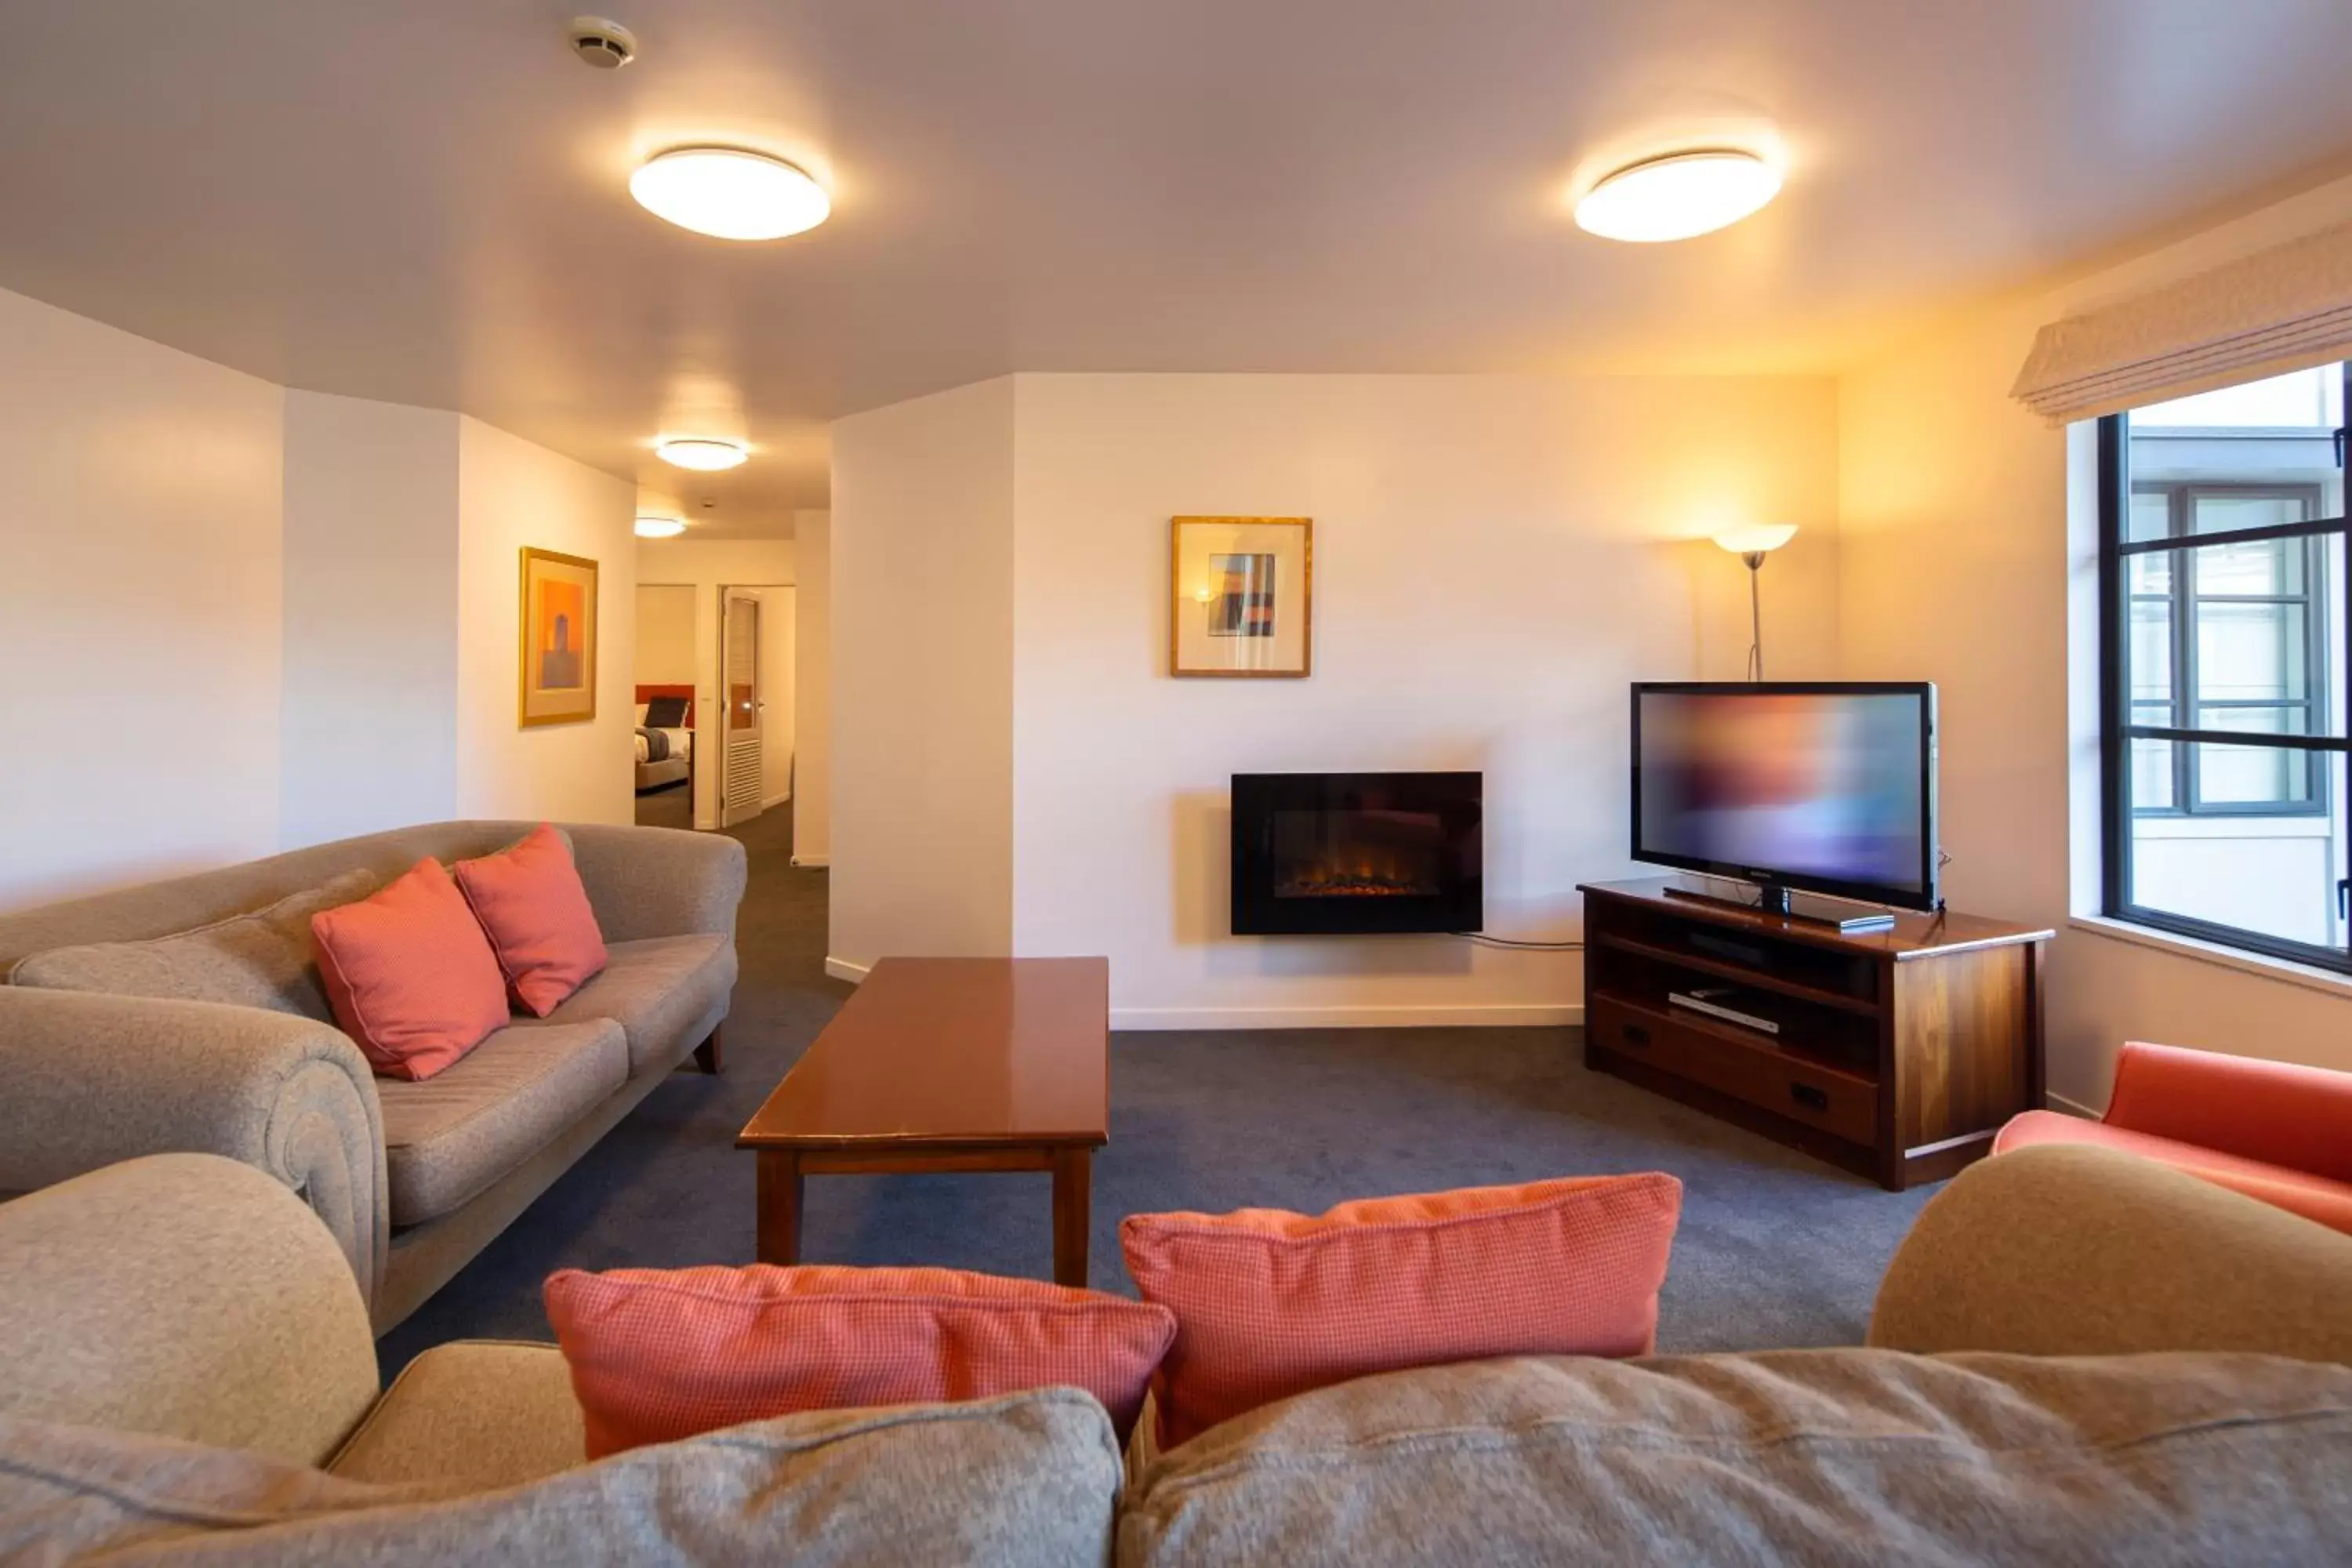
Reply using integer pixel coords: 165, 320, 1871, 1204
1231, 772, 1483, 935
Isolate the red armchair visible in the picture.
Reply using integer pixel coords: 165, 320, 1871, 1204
1993, 1041, 2352, 1234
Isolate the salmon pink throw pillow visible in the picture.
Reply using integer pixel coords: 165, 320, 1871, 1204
1120, 1172, 1682, 1446
543, 1264, 1179, 1457
310, 858, 510, 1080
452, 824, 607, 1016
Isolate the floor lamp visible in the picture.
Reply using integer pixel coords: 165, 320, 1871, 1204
1711, 524, 1798, 681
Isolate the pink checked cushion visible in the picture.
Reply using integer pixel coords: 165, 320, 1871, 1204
309, 858, 510, 1080
543, 1263, 1178, 1457
452, 824, 608, 1017
1120, 1172, 1683, 1446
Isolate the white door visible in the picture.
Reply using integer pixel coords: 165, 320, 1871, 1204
720, 590, 764, 827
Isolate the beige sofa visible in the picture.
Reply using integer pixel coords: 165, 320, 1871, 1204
0, 821, 746, 1333
2, 1145, 2350, 1563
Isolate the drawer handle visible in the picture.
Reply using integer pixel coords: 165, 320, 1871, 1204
1788, 1083, 1829, 1112
1621, 1023, 1650, 1047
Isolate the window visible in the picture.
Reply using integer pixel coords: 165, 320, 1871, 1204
2100, 365, 2350, 967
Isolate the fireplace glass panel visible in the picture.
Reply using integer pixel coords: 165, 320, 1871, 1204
1270, 808, 1446, 899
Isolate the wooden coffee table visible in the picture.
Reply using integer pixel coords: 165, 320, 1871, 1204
736, 956, 1110, 1287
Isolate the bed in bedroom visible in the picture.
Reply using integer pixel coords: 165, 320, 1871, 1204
634, 683, 695, 793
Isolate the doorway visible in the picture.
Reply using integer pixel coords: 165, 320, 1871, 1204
717, 584, 796, 829
633, 582, 697, 829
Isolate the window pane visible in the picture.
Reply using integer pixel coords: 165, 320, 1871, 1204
2194, 536, 2302, 596
2129, 737, 2175, 811
2128, 597, 2172, 706
2128, 488, 2172, 542
2197, 601, 2305, 704
2130, 750, 2341, 946
2190, 492, 2311, 536
2126, 551, 2171, 593
2194, 728, 2317, 808
2133, 366, 2341, 429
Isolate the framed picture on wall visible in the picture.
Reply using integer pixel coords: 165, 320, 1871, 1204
518, 546, 600, 728
1170, 516, 1312, 677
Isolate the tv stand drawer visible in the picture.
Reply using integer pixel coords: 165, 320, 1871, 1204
1588, 996, 1877, 1147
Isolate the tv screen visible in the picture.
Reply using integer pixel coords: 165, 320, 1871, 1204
1631, 682, 1936, 910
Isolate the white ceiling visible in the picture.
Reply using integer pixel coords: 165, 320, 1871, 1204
5, 2, 2352, 536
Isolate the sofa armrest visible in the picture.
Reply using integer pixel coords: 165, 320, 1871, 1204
1868, 1143, 2352, 1366
2104, 1040, 2352, 1184
0, 986, 389, 1308
0, 1153, 379, 1466
564, 822, 749, 944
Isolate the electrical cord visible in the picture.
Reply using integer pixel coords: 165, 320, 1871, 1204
1451, 932, 1585, 950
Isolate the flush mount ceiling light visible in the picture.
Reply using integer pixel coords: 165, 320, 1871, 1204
654, 436, 748, 470
633, 516, 686, 539
1574, 150, 1781, 243
630, 147, 829, 241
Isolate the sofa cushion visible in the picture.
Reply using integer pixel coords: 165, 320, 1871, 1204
312, 858, 512, 1081
8, 868, 378, 1023
543, 1262, 1177, 1457
1994, 1109, 2352, 1234
0, 1388, 1120, 1566
379, 1022, 628, 1225
329, 1341, 586, 1490
528, 932, 735, 1073
454, 824, 608, 1018
1119, 1349, 2352, 1566
1121, 1173, 1681, 1446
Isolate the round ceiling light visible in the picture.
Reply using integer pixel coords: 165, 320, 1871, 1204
654, 436, 748, 471
630, 147, 829, 241
1574, 150, 1781, 243
633, 516, 686, 539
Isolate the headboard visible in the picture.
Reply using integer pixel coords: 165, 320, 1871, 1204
634, 683, 695, 728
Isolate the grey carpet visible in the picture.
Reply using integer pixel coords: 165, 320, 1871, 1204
377, 798, 1939, 1379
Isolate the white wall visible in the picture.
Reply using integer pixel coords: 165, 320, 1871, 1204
829, 379, 1017, 969
633, 583, 696, 687
1838, 172, 2352, 1101
454, 417, 636, 826
281, 392, 459, 848
632, 535, 796, 829
0, 285, 285, 910
792, 510, 833, 866
1008, 374, 1839, 1025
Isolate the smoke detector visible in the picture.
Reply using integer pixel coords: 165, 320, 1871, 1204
568, 17, 637, 69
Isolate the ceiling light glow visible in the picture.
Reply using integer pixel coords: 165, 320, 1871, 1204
630, 147, 829, 241
1575, 151, 1781, 243
655, 437, 748, 470
633, 516, 687, 538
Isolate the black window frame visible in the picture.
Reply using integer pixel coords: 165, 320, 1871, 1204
2098, 368, 2352, 973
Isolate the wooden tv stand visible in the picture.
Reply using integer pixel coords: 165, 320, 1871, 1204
1577, 879, 2053, 1191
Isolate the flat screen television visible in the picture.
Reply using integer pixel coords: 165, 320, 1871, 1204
1630, 681, 1938, 913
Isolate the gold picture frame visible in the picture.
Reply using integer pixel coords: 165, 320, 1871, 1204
518, 546, 600, 728
1170, 516, 1313, 677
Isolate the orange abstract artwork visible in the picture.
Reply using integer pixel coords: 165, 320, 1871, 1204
519, 547, 599, 727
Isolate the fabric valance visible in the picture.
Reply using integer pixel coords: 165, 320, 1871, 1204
2012, 218, 2352, 423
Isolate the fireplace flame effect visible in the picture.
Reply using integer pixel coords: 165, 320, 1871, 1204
1277, 851, 1435, 899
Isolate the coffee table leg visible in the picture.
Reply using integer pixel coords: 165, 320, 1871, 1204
756, 1149, 803, 1265
1051, 1147, 1092, 1287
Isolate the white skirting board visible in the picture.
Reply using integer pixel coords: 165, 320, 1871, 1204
817, 957, 1574, 1029
764, 789, 793, 809
2046, 1090, 2103, 1120
791, 855, 830, 868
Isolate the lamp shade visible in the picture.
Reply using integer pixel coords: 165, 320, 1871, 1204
1711, 523, 1798, 555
